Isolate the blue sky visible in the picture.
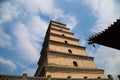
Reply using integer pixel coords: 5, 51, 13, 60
0, 0, 120, 79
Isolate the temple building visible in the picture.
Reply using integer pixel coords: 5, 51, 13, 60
88, 19, 120, 50
35, 21, 106, 79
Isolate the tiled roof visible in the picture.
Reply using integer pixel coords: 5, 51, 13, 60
0, 74, 109, 80
88, 18, 120, 50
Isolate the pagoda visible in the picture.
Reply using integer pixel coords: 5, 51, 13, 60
35, 21, 106, 79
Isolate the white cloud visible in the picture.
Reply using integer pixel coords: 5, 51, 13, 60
80, 38, 86, 46
0, 2, 20, 24
66, 16, 77, 29
0, 2, 20, 47
14, 0, 77, 29
17, 63, 27, 69
27, 16, 47, 49
27, 15, 48, 41
0, 57, 17, 71
11, 16, 49, 63
15, 0, 55, 15
13, 22, 39, 63
0, 28, 11, 47
84, 0, 120, 33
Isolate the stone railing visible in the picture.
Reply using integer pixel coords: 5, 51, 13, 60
0, 73, 120, 80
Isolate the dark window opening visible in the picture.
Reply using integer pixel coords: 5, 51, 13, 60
62, 34, 65, 37
97, 77, 101, 79
84, 76, 88, 79
60, 29, 62, 31
68, 49, 72, 53
73, 61, 78, 67
65, 40, 68, 44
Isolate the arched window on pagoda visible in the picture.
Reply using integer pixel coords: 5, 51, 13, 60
73, 61, 78, 67
65, 40, 68, 44
62, 34, 65, 37
68, 49, 72, 53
